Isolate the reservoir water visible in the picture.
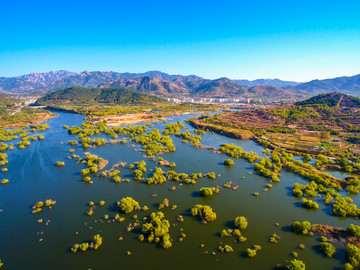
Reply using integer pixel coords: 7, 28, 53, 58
0, 110, 357, 270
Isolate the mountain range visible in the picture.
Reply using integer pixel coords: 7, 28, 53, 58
234, 78, 299, 88
289, 74, 360, 94
1, 70, 360, 99
35, 86, 167, 107
98, 76, 249, 98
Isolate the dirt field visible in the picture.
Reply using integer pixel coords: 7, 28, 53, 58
96, 113, 167, 127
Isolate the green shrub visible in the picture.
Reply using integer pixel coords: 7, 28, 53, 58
286, 259, 305, 270
319, 242, 336, 257
347, 224, 360, 237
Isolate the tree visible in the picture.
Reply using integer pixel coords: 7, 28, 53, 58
141, 211, 172, 249
133, 169, 143, 181
191, 205, 216, 222
303, 154, 312, 162
118, 197, 141, 214
235, 216, 248, 230
346, 244, 360, 267
319, 242, 336, 257
287, 259, 305, 270
347, 224, 360, 237
246, 248, 257, 257
199, 187, 219, 197
224, 159, 234, 166
291, 221, 311, 235
302, 198, 319, 209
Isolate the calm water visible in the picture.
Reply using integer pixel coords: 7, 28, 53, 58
0, 111, 357, 270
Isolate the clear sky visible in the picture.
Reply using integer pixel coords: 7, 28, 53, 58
0, 0, 359, 81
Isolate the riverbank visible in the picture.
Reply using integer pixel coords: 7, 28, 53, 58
0, 110, 57, 128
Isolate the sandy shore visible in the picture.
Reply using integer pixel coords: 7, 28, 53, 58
95, 112, 192, 127
99, 113, 165, 127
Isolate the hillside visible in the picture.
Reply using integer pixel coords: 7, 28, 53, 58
98, 76, 189, 95
188, 77, 247, 97
295, 92, 360, 107
291, 74, 360, 95
100, 76, 248, 97
35, 86, 167, 107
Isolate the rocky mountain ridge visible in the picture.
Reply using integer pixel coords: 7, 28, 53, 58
1, 70, 360, 99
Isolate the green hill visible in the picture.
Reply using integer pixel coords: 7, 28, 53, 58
295, 92, 360, 107
35, 86, 167, 107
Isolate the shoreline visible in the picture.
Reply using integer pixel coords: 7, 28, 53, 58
1, 112, 57, 129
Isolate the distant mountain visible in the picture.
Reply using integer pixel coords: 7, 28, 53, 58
189, 77, 247, 97
100, 76, 248, 98
98, 76, 190, 95
124, 71, 203, 82
42, 71, 126, 93
291, 74, 360, 95
5, 70, 360, 99
234, 78, 300, 88
295, 92, 360, 107
0, 70, 202, 95
0, 70, 76, 94
246, 85, 306, 98
0, 69, 307, 98
41, 70, 203, 94
35, 86, 167, 107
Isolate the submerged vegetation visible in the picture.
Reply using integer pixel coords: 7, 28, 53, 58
235, 216, 248, 230
191, 205, 217, 223
199, 187, 220, 197
318, 241, 336, 258
140, 211, 172, 249
71, 234, 103, 253
286, 259, 306, 270
291, 221, 312, 235
118, 197, 141, 214
32, 199, 56, 214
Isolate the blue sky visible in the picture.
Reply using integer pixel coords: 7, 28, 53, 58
0, 0, 359, 81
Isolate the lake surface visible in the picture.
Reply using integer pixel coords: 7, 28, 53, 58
0, 110, 357, 270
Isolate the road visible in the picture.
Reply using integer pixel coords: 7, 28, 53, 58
10, 105, 24, 115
